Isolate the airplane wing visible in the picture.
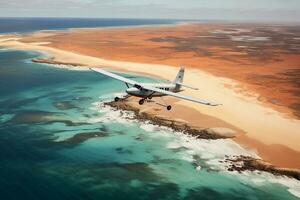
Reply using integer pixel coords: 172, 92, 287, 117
142, 85, 221, 106
90, 67, 220, 106
90, 68, 139, 85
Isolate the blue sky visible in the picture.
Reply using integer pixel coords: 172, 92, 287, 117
0, 0, 300, 22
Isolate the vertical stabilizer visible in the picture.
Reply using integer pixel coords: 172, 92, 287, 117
173, 66, 184, 84
173, 67, 184, 91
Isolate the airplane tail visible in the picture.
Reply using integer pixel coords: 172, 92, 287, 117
173, 66, 184, 91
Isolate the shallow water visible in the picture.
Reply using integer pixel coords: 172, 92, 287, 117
0, 49, 299, 200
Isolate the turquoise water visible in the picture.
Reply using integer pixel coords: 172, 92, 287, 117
0, 49, 299, 200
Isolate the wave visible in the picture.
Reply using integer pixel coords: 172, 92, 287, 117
88, 95, 300, 199
88, 99, 136, 124
91, 95, 258, 168
47, 64, 90, 71
165, 132, 259, 171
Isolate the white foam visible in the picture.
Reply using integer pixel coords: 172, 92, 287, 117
37, 62, 89, 71
90, 97, 257, 169
140, 123, 157, 132
166, 141, 182, 149
139, 121, 166, 132
137, 121, 259, 169
88, 96, 300, 198
97, 93, 127, 104
52, 64, 89, 71
88, 100, 136, 125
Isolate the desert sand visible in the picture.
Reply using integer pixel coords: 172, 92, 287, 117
1, 23, 300, 169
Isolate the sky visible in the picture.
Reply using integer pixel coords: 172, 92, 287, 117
0, 0, 300, 22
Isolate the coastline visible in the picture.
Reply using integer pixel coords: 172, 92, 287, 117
0, 25, 300, 171
106, 98, 300, 181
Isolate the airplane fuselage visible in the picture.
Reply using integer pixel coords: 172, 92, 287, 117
90, 67, 218, 111
126, 83, 180, 98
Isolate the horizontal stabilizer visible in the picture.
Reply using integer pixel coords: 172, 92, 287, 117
142, 85, 221, 106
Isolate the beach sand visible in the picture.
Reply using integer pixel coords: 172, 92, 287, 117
1, 23, 300, 169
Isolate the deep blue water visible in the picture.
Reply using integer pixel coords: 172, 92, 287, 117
0, 49, 299, 200
0, 18, 177, 34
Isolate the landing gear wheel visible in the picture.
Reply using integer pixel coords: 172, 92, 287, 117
114, 97, 120, 102
148, 96, 152, 100
139, 99, 145, 105
167, 105, 172, 111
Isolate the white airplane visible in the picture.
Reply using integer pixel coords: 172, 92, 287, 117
90, 67, 220, 110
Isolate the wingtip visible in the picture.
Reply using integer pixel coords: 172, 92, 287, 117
208, 103, 222, 106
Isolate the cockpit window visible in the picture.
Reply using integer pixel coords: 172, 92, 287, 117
134, 84, 142, 89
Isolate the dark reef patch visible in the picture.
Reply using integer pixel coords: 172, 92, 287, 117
115, 147, 133, 154
0, 95, 46, 111
7, 110, 62, 124
7, 110, 90, 126
55, 131, 107, 147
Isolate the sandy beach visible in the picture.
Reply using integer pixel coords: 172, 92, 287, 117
1, 23, 300, 169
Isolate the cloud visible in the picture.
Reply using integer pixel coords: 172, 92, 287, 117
0, 0, 299, 22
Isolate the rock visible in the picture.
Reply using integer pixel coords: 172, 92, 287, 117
32, 58, 82, 67
104, 100, 231, 140
226, 156, 300, 181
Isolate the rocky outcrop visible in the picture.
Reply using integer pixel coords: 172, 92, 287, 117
105, 100, 234, 140
105, 100, 300, 181
226, 155, 300, 181
32, 58, 82, 67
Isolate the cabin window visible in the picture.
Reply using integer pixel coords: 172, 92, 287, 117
134, 84, 142, 89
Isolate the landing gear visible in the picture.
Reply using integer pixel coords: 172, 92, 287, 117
138, 96, 171, 111
114, 97, 120, 102
139, 99, 145, 105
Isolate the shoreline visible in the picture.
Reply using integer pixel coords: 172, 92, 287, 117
0, 26, 300, 170
105, 98, 300, 181
105, 99, 233, 140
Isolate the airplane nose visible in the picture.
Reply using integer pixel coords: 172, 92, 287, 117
126, 87, 139, 95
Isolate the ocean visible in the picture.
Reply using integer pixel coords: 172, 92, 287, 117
0, 19, 300, 200
0, 18, 176, 34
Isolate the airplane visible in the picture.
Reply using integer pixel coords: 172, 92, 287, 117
90, 67, 221, 110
